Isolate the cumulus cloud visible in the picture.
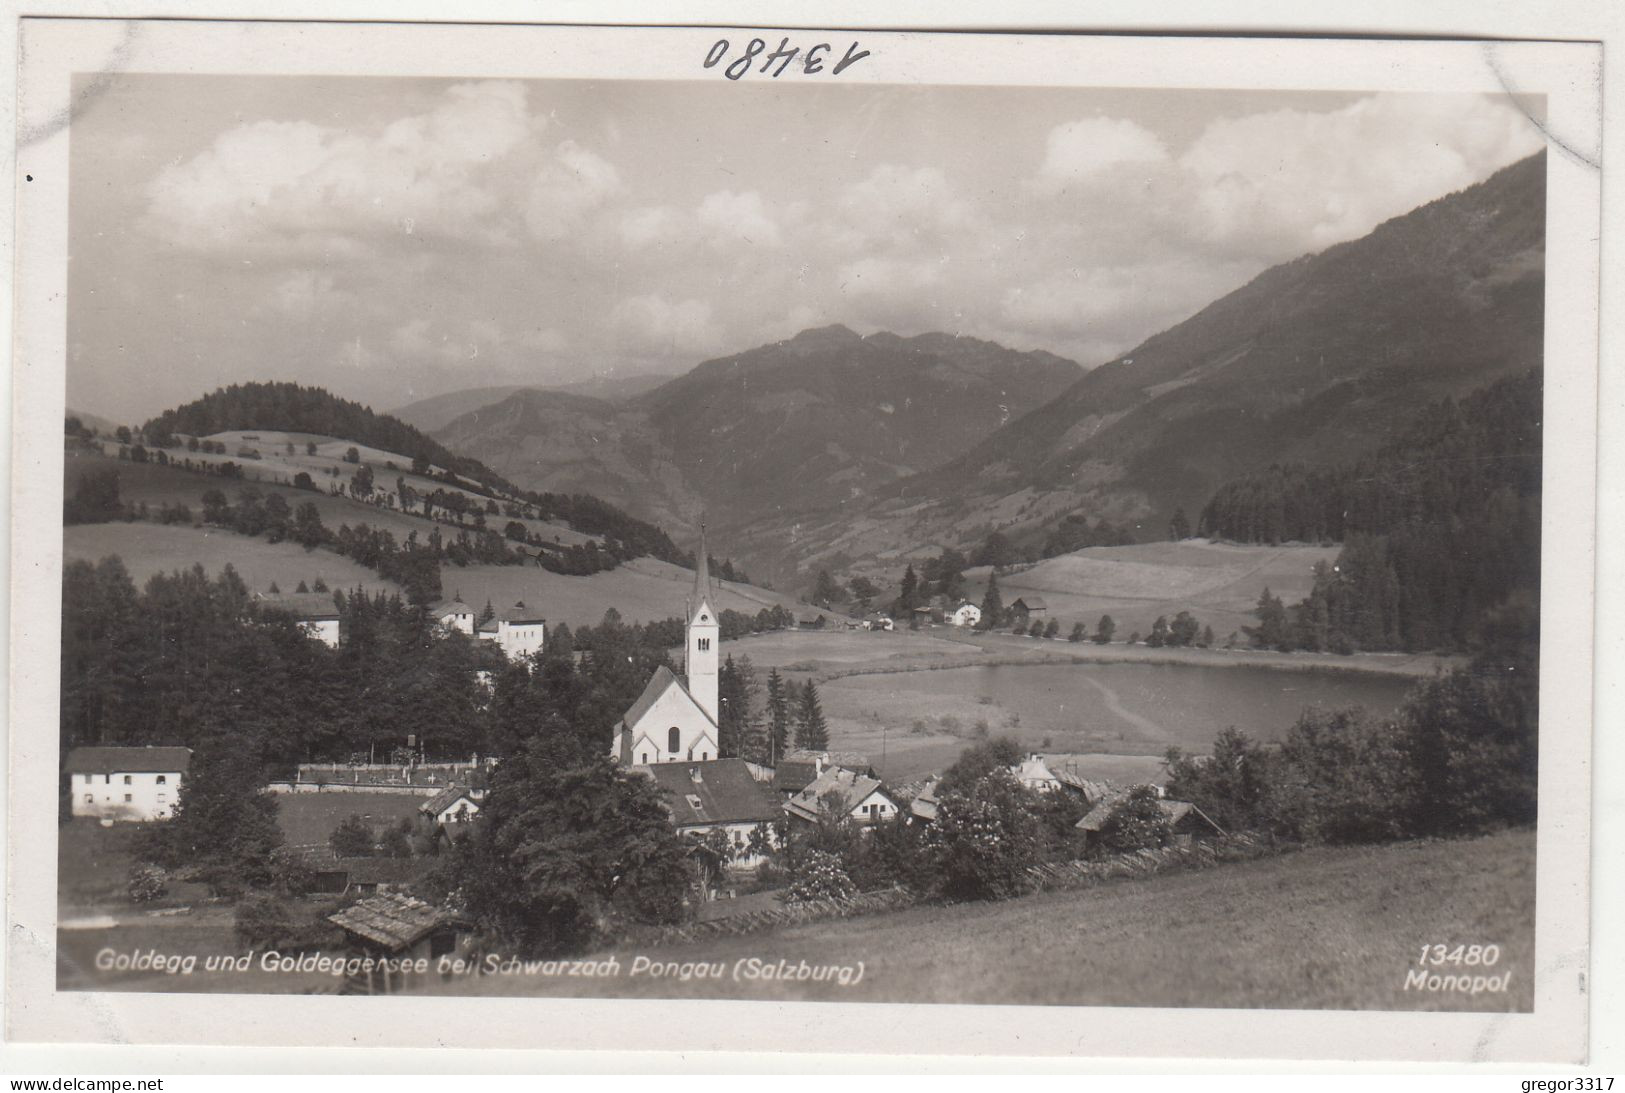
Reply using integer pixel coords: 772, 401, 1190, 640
523, 140, 624, 241
1034, 117, 1169, 193
145, 81, 539, 255
832, 165, 976, 253
1178, 93, 1546, 255
696, 190, 783, 248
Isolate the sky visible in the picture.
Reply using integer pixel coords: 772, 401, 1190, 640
66, 75, 1545, 423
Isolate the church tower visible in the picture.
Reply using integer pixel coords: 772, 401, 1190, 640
684, 527, 720, 723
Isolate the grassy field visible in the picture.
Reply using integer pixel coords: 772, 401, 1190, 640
64, 450, 802, 625
64, 522, 393, 597
274, 791, 427, 847
68, 447, 595, 547
963, 539, 1342, 644
442, 557, 804, 629
430, 830, 1536, 1012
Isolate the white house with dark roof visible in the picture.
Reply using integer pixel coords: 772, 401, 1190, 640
419, 785, 481, 827
610, 533, 721, 766
636, 760, 782, 865
433, 598, 476, 636
477, 602, 546, 660
784, 766, 900, 828
256, 592, 341, 647
948, 601, 981, 628
66, 745, 191, 821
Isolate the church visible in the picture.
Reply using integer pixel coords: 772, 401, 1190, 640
610, 537, 723, 766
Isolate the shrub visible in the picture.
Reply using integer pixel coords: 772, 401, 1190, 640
127, 864, 168, 904
329, 814, 374, 857
931, 770, 1041, 900
787, 850, 856, 903
234, 892, 343, 953
1094, 786, 1172, 854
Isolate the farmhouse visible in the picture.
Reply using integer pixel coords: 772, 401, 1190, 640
478, 602, 546, 660
419, 785, 481, 827
66, 745, 190, 822
948, 601, 981, 627
906, 777, 941, 824
772, 750, 875, 798
637, 760, 783, 865
1011, 753, 1062, 793
433, 598, 476, 635
1074, 789, 1226, 849
610, 534, 722, 766
1009, 595, 1048, 622
784, 766, 900, 828
256, 591, 341, 647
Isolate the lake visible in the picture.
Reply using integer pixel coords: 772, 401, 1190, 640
823, 660, 1419, 775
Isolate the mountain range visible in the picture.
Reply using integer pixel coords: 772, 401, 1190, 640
431, 327, 1085, 554
426, 152, 1546, 587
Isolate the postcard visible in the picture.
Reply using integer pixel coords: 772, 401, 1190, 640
6, 18, 1603, 1063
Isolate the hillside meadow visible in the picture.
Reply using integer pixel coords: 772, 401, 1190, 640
67, 446, 595, 548
64, 522, 393, 598
964, 538, 1342, 646
429, 829, 1535, 1012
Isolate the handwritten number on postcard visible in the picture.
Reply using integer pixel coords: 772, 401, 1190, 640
704, 38, 870, 79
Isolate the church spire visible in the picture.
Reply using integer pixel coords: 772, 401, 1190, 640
685, 521, 720, 723
690, 521, 713, 620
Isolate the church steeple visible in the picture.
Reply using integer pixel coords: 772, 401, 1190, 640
689, 524, 713, 623
684, 524, 720, 723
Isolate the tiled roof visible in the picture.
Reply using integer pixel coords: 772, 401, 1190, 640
1011, 595, 1048, 611
773, 760, 820, 794
637, 759, 781, 827
64, 746, 191, 775
784, 767, 891, 824
1075, 790, 1224, 835
908, 777, 941, 822
328, 892, 452, 951
256, 592, 342, 620
1011, 756, 1060, 785
421, 785, 477, 815
433, 599, 473, 617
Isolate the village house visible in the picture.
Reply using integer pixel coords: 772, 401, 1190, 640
1074, 787, 1226, 849
255, 591, 341, 647
772, 750, 875, 798
611, 536, 722, 766
905, 776, 941, 825
65, 745, 190, 822
477, 602, 546, 660
432, 598, 476, 635
1009, 595, 1048, 623
637, 760, 784, 867
419, 784, 481, 827
783, 766, 901, 828
1010, 753, 1062, 793
948, 601, 981, 627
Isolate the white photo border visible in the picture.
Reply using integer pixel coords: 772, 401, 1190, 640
6, 19, 1603, 1064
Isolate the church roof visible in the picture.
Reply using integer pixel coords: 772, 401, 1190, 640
637, 760, 781, 827
620, 664, 718, 731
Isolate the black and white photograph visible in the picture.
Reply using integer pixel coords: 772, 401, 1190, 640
6, 19, 1605, 1064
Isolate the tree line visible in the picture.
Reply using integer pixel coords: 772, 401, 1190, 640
1200, 369, 1540, 653
1165, 605, 1537, 844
